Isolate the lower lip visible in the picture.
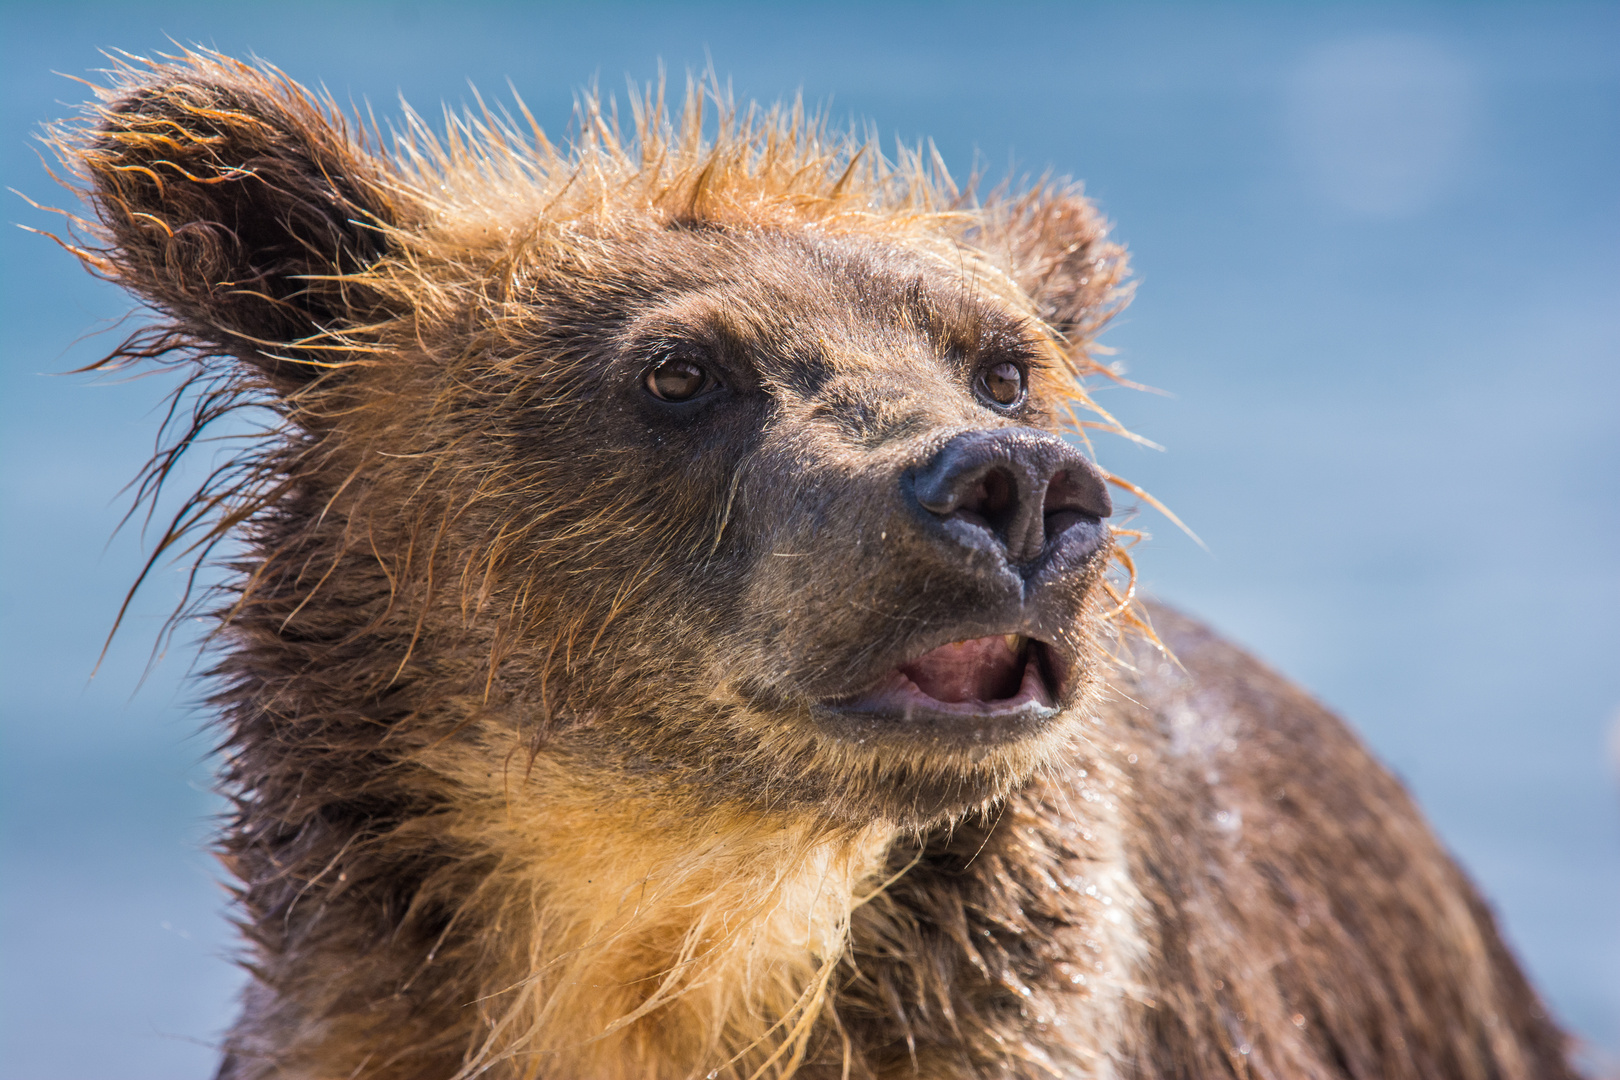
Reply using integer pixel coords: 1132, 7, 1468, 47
810, 651, 1061, 742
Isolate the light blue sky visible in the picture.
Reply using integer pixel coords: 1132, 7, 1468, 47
3, 4, 1616, 1076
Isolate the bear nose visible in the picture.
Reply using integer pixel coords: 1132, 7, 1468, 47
909, 429, 1112, 567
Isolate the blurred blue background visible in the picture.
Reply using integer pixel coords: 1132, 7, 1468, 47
2, 3, 1616, 1076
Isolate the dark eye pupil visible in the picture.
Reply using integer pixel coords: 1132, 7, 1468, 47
981, 361, 1024, 406
646, 359, 708, 402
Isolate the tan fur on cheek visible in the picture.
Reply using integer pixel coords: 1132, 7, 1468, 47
430, 740, 896, 1079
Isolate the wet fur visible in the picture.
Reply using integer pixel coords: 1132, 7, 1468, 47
46, 51, 1576, 1080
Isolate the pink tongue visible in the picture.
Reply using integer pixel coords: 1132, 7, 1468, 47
899, 636, 1023, 704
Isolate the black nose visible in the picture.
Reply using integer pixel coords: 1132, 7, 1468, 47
909, 429, 1112, 567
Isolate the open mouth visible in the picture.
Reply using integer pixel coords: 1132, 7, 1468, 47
819, 633, 1065, 725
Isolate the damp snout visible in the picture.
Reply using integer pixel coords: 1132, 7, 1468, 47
907, 429, 1112, 571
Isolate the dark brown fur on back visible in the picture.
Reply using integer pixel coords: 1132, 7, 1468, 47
48, 51, 1576, 1080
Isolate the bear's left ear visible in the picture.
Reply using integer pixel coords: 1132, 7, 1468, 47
63, 52, 413, 385
979, 184, 1131, 352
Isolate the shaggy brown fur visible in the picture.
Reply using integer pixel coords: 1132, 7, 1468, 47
49, 50, 1577, 1080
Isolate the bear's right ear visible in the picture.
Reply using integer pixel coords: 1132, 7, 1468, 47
63, 53, 411, 384
974, 182, 1130, 356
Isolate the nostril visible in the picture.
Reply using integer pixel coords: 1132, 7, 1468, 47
946, 466, 1017, 537
965, 467, 1017, 531
918, 464, 1020, 532
1043, 470, 1070, 514
1043, 468, 1111, 518
1042, 469, 1110, 542
933, 464, 1031, 557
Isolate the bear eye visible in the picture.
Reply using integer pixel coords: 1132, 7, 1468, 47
977, 360, 1026, 408
644, 357, 714, 402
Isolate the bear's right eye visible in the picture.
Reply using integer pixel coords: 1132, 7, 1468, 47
976, 360, 1027, 409
644, 357, 715, 402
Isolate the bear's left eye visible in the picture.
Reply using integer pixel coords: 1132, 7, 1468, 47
645, 357, 715, 402
977, 361, 1026, 408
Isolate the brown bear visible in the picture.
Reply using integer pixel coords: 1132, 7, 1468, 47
50, 49, 1577, 1080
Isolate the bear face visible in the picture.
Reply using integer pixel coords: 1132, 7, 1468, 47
438, 225, 1119, 825
59, 52, 1134, 831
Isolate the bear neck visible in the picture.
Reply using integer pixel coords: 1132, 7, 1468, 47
439, 747, 898, 1078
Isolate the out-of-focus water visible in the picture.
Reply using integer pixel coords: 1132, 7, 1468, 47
3, 4, 1615, 1076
